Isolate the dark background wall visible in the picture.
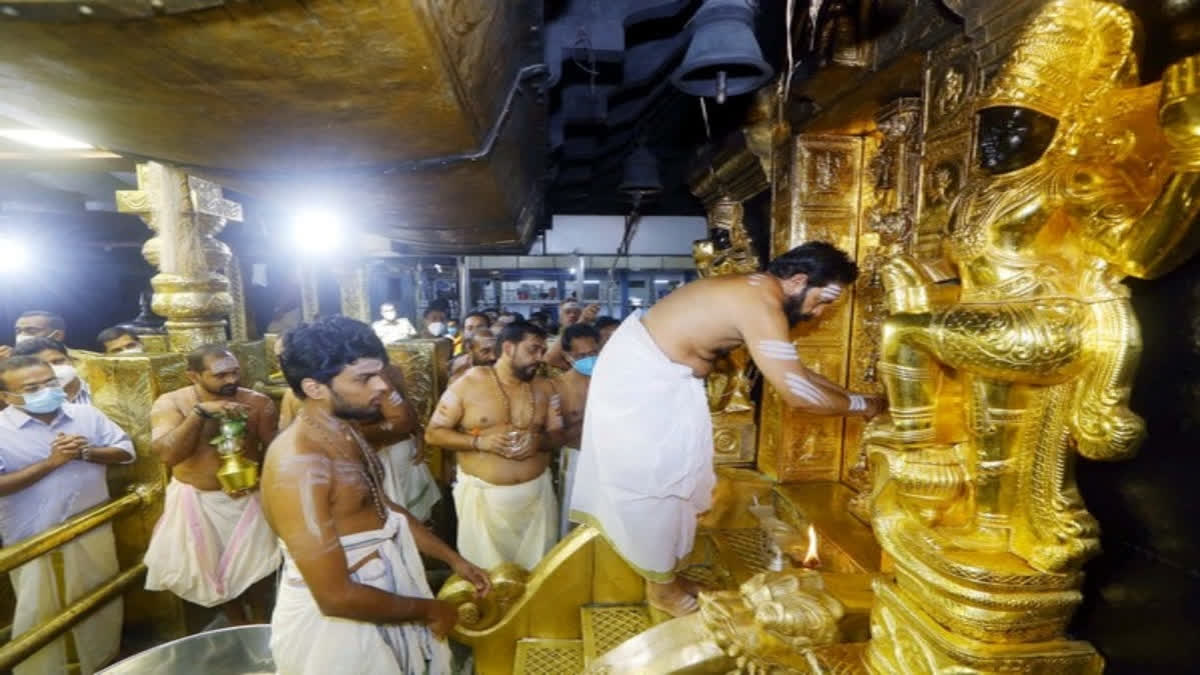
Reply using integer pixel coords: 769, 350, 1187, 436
1073, 252, 1200, 674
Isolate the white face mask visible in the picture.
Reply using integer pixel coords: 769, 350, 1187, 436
14, 334, 34, 344
381, 311, 397, 321
427, 321, 446, 337
119, 345, 145, 355
51, 363, 78, 387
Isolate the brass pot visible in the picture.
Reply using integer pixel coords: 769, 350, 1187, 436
216, 451, 259, 495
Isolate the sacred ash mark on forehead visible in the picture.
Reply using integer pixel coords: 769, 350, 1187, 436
818, 283, 844, 302
210, 356, 240, 376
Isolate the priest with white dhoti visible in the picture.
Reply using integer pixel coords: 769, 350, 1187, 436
426, 321, 565, 571
0, 356, 136, 675
570, 242, 885, 615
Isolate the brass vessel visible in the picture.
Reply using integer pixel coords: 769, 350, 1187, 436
212, 413, 258, 496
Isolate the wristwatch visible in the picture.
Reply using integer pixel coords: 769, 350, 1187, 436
80, 446, 92, 462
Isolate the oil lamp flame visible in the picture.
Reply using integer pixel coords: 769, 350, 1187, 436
802, 524, 820, 569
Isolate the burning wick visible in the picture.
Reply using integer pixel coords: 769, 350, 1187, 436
802, 524, 820, 569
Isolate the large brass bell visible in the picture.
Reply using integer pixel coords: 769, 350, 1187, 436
671, 0, 774, 103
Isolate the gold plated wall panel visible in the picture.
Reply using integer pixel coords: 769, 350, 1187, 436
759, 134, 863, 482
387, 338, 451, 481
77, 352, 189, 641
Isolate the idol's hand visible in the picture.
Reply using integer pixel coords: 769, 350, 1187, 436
451, 557, 491, 598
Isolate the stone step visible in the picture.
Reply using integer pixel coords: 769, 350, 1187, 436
580, 604, 651, 665
512, 638, 584, 675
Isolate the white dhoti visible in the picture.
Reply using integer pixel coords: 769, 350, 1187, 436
570, 312, 716, 582
558, 447, 579, 538
144, 479, 282, 607
452, 468, 557, 570
379, 438, 441, 521
10, 525, 122, 675
271, 511, 452, 675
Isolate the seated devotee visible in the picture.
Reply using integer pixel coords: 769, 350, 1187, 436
96, 326, 145, 355
449, 327, 497, 384
571, 242, 886, 616
372, 301, 418, 344
550, 323, 600, 537
262, 316, 489, 675
594, 316, 620, 349
143, 345, 281, 625
0, 356, 134, 675
420, 304, 449, 338
426, 322, 564, 570
13, 337, 92, 405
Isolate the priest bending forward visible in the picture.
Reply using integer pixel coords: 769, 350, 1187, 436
570, 242, 886, 616
264, 316, 489, 675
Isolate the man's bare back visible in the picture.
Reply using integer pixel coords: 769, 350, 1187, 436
151, 386, 277, 491
427, 365, 560, 486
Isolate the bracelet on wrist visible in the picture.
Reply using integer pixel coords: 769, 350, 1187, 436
80, 446, 92, 462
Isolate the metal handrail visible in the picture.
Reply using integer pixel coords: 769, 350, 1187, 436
0, 563, 148, 671
0, 482, 161, 576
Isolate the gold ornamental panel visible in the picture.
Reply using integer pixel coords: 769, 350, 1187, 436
76, 352, 189, 641
387, 339, 452, 481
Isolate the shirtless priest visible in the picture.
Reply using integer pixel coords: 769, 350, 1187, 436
263, 316, 489, 675
571, 241, 886, 616
426, 321, 565, 571
144, 345, 281, 624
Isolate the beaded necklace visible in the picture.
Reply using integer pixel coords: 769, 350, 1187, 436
299, 411, 387, 523
489, 365, 534, 429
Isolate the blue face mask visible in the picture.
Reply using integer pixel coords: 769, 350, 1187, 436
571, 356, 598, 377
19, 386, 66, 414
447, 326, 459, 337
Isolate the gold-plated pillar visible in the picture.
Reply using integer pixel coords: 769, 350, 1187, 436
693, 197, 758, 465
757, 134, 864, 482
116, 162, 242, 353
226, 251, 249, 342
337, 262, 372, 323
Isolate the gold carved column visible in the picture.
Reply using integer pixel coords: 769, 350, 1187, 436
116, 162, 242, 353
299, 265, 320, 322
758, 134, 864, 482
693, 197, 758, 465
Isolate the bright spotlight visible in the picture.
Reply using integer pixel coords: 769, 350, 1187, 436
0, 128, 93, 150
290, 209, 343, 254
0, 236, 30, 274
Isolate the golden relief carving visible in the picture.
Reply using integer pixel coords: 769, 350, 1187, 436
861, 0, 1200, 670
117, 162, 241, 353
387, 339, 452, 480
336, 263, 372, 323
694, 197, 759, 465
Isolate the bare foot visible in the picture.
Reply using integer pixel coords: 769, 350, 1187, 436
646, 579, 699, 617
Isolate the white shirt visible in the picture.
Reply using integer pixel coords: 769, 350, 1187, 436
0, 404, 134, 543
373, 318, 417, 344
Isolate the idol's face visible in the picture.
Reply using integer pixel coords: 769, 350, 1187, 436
977, 106, 1057, 175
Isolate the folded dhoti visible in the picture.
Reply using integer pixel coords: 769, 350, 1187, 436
10, 525, 122, 675
570, 311, 716, 582
452, 467, 557, 570
379, 438, 441, 521
144, 479, 282, 607
558, 447, 579, 539
271, 511, 452, 675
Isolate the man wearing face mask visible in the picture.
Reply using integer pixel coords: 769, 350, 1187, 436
372, 302, 417, 345
96, 326, 144, 355
550, 323, 600, 537
1, 310, 68, 363
449, 327, 497, 384
426, 322, 565, 570
13, 337, 92, 405
420, 305, 448, 339
571, 242, 886, 616
144, 345, 281, 625
0, 356, 135, 675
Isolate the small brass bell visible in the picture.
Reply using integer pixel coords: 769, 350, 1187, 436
618, 145, 663, 199
672, 0, 774, 103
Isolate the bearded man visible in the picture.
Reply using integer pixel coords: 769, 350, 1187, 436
426, 322, 564, 570
571, 242, 886, 616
